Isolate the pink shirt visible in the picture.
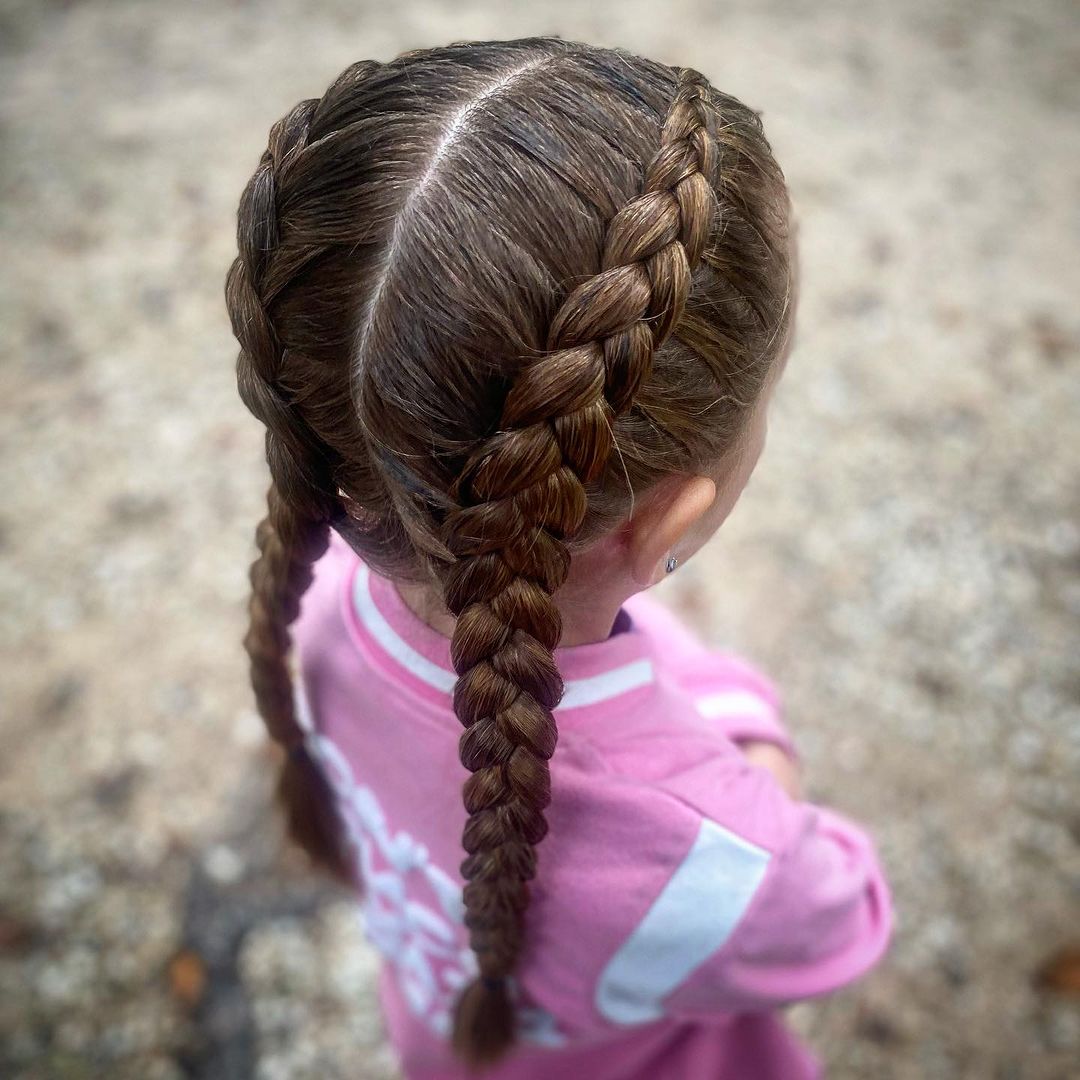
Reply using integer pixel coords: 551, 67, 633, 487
292, 532, 893, 1079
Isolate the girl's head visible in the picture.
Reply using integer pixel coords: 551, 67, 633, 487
226, 37, 793, 1068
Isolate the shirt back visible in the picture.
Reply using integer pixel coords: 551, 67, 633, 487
290, 531, 892, 1079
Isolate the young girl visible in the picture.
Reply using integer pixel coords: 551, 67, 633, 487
225, 37, 892, 1078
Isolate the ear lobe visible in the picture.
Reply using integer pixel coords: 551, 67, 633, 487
629, 475, 717, 588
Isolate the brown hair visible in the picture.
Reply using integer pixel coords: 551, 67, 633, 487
225, 37, 791, 1068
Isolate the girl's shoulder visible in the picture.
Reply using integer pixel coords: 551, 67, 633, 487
565, 586, 799, 839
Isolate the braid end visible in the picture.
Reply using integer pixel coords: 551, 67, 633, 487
451, 975, 516, 1069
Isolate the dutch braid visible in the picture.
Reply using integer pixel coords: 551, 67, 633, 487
444, 68, 719, 1065
225, 79, 376, 880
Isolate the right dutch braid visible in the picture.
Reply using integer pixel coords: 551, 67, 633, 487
445, 68, 719, 1066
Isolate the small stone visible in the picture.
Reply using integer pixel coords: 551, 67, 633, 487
202, 844, 245, 886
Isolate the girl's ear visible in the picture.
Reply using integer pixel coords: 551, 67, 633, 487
628, 474, 717, 588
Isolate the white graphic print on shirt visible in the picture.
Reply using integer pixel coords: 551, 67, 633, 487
294, 679, 565, 1046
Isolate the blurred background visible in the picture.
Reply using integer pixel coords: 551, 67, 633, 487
1, 0, 1078, 1077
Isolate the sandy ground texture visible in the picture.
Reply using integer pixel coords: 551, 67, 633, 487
1, 0, 1078, 1077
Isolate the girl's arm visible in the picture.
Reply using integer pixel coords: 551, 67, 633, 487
655, 788, 894, 1020
741, 740, 802, 799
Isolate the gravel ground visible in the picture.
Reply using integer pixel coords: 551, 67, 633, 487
1, 1, 1077, 1077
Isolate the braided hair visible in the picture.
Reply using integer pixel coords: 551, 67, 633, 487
442, 70, 723, 1059
226, 92, 357, 879
224, 39, 791, 1068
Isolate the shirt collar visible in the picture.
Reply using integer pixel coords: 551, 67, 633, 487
337, 536, 655, 716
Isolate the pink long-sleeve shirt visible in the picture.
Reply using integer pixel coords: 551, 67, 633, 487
291, 531, 893, 1079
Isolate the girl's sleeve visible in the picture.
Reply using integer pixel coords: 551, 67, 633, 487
622, 590, 796, 756
587, 747, 893, 1027
662, 796, 893, 1018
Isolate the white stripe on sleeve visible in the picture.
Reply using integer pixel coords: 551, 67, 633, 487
595, 817, 771, 1025
695, 689, 776, 723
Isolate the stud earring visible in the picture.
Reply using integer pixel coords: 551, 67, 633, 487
665, 555, 679, 574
